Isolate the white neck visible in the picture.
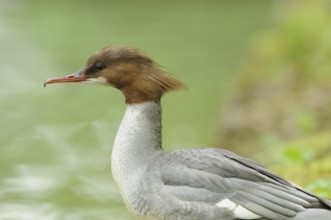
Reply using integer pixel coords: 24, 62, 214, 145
111, 102, 163, 190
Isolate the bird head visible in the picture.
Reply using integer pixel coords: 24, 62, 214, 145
45, 46, 186, 104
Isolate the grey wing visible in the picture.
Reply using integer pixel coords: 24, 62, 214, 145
156, 148, 330, 220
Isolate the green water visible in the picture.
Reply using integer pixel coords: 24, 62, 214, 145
0, 1, 274, 219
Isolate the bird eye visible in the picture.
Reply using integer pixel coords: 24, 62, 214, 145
95, 63, 105, 71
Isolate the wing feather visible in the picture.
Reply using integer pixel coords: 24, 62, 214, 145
152, 148, 330, 219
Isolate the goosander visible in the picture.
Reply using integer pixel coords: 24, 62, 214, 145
45, 46, 331, 220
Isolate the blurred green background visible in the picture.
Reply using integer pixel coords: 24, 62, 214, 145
1, 0, 330, 219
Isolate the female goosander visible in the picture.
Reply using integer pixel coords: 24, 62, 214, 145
45, 46, 331, 220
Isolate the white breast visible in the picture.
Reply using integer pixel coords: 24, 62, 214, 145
111, 102, 163, 211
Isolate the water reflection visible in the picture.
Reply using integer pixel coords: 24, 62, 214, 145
1, 122, 129, 220
0, 203, 61, 220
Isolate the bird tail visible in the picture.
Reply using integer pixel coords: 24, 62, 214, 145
290, 208, 331, 220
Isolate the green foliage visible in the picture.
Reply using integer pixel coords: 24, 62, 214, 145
219, 0, 331, 198
253, 132, 331, 198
